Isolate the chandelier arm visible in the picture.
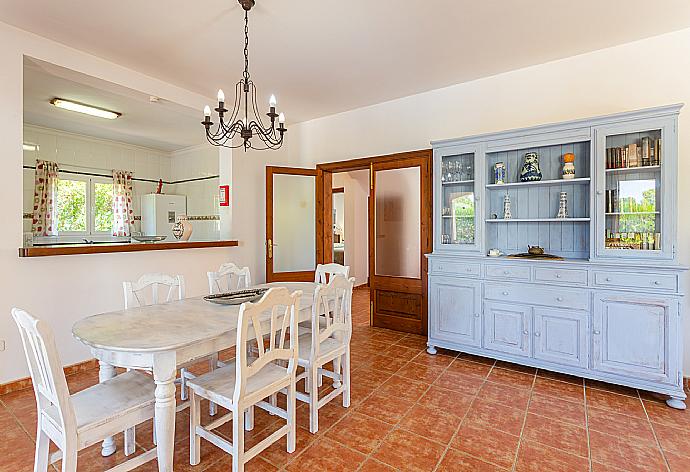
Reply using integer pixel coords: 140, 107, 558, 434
248, 81, 271, 132
227, 80, 243, 125
249, 121, 280, 146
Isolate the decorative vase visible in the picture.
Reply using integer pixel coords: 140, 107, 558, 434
493, 162, 506, 184
519, 152, 542, 182
503, 195, 512, 220
556, 192, 568, 219
562, 153, 575, 180
172, 216, 193, 241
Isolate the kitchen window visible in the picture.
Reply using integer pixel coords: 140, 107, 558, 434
43, 175, 121, 242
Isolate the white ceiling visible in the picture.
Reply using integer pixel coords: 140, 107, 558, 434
23, 58, 204, 151
6, 1, 690, 124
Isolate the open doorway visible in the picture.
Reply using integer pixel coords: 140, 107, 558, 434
332, 170, 369, 287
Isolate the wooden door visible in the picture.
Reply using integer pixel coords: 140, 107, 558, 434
483, 301, 532, 358
533, 307, 588, 368
593, 293, 675, 383
266, 166, 319, 282
369, 156, 432, 334
428, 276, 481, 346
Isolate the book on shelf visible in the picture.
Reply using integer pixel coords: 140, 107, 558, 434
605, 137, 661, 170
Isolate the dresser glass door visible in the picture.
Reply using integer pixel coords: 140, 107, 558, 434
440, 152, 476, 247
603, 129, 662, 253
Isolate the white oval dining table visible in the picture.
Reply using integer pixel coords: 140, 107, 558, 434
72, 282, 317, 472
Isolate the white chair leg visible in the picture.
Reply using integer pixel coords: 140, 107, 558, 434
189, 391, 201, 466
333, 356, 342, 389
209, 354, 218, 416
287, 379, 297, 453
244, 405, 254, 431
34, 427, 50, 472
318, 369, 323, 388
342, 349, 351, 408
61, 442, 78, 472
124, 427, 136, 456
309, 366, 319, 434
269, 392, 278, 414
233, 409, 245, 472
304, 370, 311, 394
180, 367, 189, 401
152, 422, 157, 446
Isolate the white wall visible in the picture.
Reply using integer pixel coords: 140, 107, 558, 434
333, 170, 369, 286
285, 28, 690, 372
0, 21, 254, 384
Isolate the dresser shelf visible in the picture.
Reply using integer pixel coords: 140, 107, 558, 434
486, 218, 590, 223
486, 177, 590, 189
605, 165, 660, 173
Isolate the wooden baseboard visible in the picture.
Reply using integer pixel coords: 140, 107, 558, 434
0, 358, 98, 395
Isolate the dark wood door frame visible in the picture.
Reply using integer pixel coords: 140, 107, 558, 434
315, 149, 433, 334
266, 166, 319, 283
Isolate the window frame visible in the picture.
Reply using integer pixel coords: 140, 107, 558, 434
34, 174, 130, 244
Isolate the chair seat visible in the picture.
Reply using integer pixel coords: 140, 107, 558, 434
45, 370, 155, 431
298, 334, 344, 363
187, 360, 288, 408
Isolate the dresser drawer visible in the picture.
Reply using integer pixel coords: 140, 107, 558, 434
534, 267, 588, 286
431, 260, 481, 277
485, 283, 590, 311
592, 271, 677, 292
485, 265, 531, 281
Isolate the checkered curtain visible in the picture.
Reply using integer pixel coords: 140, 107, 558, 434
31, 160, 59, 236
112, 170, 134, 237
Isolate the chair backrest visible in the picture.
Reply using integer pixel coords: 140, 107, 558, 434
207, 263, 252, 295
234, 287, 301, 402
123, 273, 185, 309
310, 275, 355, 359
314, 263, 350, 284
11, 308, 76, 436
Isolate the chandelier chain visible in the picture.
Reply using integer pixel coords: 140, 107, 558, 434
243, 10, 250, 82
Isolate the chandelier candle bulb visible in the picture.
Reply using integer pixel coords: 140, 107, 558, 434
217, 89, 225, 103
204, 105, 211, 117
269, 94, 277, 107
279, 112, 285, 123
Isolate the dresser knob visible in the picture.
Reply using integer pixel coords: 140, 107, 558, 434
593, 329, 601, 335
556, 274, 562, 278
522, 330, 529, 335
502, 291, 509, 296
534, 332, 541, 337
556, 297, 564, 302
605, 277, 612, 282
474, 313, 480, 318
503, 270, 510, 275
653, 281, 661, 285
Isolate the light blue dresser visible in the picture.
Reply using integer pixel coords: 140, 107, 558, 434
427, 104, 687, 409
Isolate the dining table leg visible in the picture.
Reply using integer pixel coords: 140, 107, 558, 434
99, 361, 117, 457
153, 353, 177, 472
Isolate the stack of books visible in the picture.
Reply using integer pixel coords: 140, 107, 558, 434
606, 137, 661, 169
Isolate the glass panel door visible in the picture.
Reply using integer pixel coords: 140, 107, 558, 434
595, 118, 674, 260
374, 166, 421, 278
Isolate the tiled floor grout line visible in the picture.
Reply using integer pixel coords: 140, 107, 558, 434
430, 360, 497, 472
509, 369, 537, 472
583, 380, 594, 472
639, 390, 673, 472
350, 345, 461, 471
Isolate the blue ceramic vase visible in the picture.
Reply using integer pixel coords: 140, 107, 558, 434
520, 152, 542, 182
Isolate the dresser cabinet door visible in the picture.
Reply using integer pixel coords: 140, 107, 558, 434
533, 308, 588, 368
593, 293, 677, 384
483, 301, 531, 358
429, 276, 481, 347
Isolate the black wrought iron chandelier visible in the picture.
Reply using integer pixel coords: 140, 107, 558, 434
202, 0, 286, 151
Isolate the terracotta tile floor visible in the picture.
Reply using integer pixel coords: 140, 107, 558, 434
2, 287, 690, 471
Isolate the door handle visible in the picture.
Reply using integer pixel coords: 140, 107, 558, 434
267, 239, 273, 259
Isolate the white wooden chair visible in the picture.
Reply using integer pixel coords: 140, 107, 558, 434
314, 263, 350, 284
207, 263, 252, 294
11, 308, 157, 472
188, 287, 301, 472
295, 275, 354, 433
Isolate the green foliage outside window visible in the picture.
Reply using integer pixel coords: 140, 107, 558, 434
56, 179, 87, 232
94, 182, 114, 232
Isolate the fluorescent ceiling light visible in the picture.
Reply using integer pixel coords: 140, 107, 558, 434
23, 143, 39, 151
50, 98, 121, 120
